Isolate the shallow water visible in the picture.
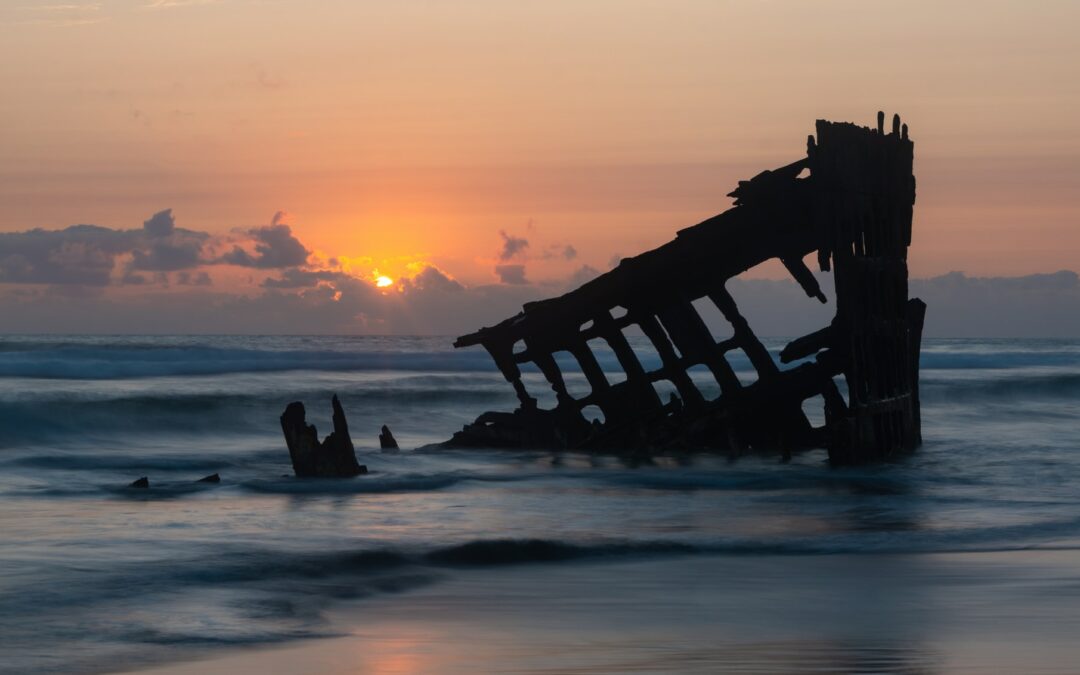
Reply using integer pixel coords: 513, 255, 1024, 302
2, 336, 1080, 673
142, 549, 1080, 675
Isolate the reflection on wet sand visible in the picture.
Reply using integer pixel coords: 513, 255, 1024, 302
138, 547, 1080, 675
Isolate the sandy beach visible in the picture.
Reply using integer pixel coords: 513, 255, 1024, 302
136, 549, 1080, 674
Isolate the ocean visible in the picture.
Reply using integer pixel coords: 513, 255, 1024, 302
2, 335, 1080, 674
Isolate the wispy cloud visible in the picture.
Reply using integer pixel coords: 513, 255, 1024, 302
250, 63, 285, 90
142, 0, 221, 9
497, 230, 529, 261
22, 3, 102, 10
6, 2, 103, 26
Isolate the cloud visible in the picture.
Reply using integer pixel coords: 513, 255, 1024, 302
494, 264, 528, 285
142, 209, 175, 237
715, 270, 1080, 339
261, 267, 348, 289
0, 224, 135, 286
142, 0, 220, 8
6, 210, 1080, 337
121, 270, 149, 285
498, 230, 529, 261
251, 64, 285, 90
917, 270, 1078, 293
26, 3, 103, 10
129, 210, 210, 271
6, 2, 103, 27
0, 209, 350, 293
400, 265, 464, 293
0, 209, 220, 286
176, 270, 212, 286
221, 223, 310, 269
492, 229, 540, 284
7, 259, 1080, 337
909, 270, 1080, 337
0, 276, 541, 336
130, 239, 204, 271
538, 242, 578, 261
566, 264, 601, 287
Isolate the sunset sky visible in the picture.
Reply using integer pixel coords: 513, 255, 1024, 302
2, 0, 1079, 333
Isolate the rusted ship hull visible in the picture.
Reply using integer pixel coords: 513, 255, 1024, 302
448, 113, 924, 465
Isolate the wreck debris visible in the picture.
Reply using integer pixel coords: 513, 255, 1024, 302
280, 395, 368, 477
448, 113, 925, 465
379, 425, 399, 450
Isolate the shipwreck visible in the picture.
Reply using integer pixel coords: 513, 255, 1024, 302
447, 112, 925, 465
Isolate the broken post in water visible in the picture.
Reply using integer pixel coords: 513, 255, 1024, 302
447, 113, 925, 465
280, 395, 368, 477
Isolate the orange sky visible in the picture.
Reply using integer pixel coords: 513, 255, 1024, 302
1, 0, 1079, 287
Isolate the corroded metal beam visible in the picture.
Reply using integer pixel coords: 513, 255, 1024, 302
447, 113, 925, 465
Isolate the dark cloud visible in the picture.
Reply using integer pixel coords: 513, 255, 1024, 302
142, 209, 175, 237
130, 236, 206, 271
127, 209, 211, 272
262, 264, 464, 295
5, 210, 1078, 337
41, 282, 106, 300
909, 270, 1080, 337
566, 264, 601, 287
401, 266, 464, 293
121, 270, 149, 285
222, 223, 310, 269
917, 270, 1078, 293
0, 224, 134, 286
717, 270, 1080, 339
0, 210, 214, 286
494, 263, 528, 285
540, 243, 579, 261
6, 259, 1078, 337
261, 268, 347, 289
176, 270, 212, 286
0, 273, 545, 335
132, 212, 210, 271
498, 230, 529, 261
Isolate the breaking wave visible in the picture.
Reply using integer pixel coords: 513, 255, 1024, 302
2, 373, 1078, 449
0, 345, 498, 380
14, 532, 1080, 612
3, 335, 1080, 382
920, 370, 1080, 402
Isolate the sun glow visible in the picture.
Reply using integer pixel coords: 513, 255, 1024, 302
375, 275, 395, 288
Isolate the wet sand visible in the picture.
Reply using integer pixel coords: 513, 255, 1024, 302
135, 548, 1080, 674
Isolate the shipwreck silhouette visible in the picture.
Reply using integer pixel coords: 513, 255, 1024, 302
448, 112, 925, 464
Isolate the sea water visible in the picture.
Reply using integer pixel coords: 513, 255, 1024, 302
2, 336, 1080, 673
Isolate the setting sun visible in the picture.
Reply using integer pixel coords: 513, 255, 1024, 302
375, 275, 395, 288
